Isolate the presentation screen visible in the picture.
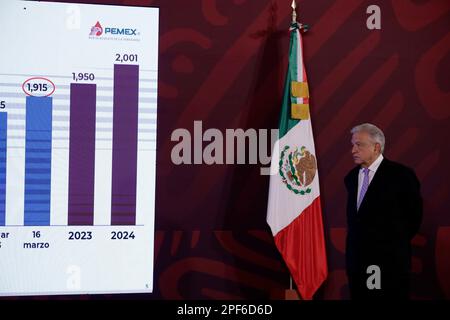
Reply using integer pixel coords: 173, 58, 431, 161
0, 1, 158, 296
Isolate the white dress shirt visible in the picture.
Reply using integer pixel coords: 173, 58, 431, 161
357, 154, 384, 206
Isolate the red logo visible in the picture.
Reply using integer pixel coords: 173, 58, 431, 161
90, 21, 103, 36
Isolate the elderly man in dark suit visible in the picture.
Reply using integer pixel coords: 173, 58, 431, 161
344, 123, 423, 299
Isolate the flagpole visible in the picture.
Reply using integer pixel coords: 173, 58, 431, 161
284, 0, 307, 300
289, 0, 297, 297
288, 2, 298, 298
288, 0, 296, 298
291, 0, 296, 295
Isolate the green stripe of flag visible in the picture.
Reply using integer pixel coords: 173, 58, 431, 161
278, 25, 300, 139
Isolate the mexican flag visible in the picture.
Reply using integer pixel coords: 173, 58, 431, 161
266, 22, 328, 300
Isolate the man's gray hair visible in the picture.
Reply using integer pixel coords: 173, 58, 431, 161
351, 123, 385, 153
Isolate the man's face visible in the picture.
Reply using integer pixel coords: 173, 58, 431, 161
351, 131, 379, 168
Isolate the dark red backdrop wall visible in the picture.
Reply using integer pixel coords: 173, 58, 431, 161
52, 0, 450, 299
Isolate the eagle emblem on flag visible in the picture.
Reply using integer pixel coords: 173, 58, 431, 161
279, 145, 316, 195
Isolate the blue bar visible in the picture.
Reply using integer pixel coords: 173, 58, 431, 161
0, 112, 6, 226
24, 97, 52, 226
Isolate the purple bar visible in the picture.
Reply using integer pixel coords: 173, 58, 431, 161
111, 64, 139, 225
68, 83, 96, 225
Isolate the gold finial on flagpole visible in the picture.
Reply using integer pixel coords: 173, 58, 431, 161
291, 0, 297, 23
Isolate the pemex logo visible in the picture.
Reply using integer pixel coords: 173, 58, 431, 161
279, 146, 317, 195
90, 21, 103, 36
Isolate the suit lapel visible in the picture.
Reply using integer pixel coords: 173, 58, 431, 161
348, 168, 359, 214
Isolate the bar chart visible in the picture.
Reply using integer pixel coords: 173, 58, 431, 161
1, 64, 153, 227
0, 1, 158, 296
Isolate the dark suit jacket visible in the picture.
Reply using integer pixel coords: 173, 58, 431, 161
344, 158, 423, 279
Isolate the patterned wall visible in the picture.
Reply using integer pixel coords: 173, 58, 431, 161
51, 0, 450, 299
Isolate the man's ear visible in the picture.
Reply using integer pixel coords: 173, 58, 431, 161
374, 143, 381, 153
